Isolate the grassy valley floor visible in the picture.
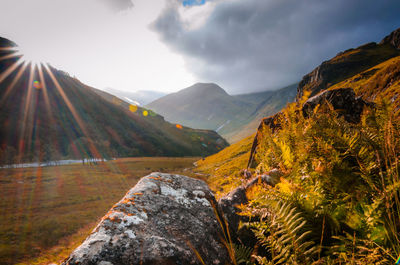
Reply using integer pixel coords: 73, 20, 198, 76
0, 157, 200, 265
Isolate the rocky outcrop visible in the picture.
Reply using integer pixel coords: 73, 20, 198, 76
218, 169, 282, 232
218, 169, 282, 244
380, 27, 400, 50
302, 87, 373, 123
247, 112, 283, 168
62, 173, 230, 265
297, 27, 400, 100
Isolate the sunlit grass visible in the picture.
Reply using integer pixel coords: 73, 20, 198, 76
196, 135, 254, 198
0, 157, 199, 264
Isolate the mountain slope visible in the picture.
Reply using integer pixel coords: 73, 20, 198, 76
147, 83, 297, 142
329, 55, 400, 111
0, 37, 228, 163
297, 31, 400, 99
226, 84, 297, 142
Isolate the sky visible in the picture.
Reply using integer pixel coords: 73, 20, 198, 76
1, 0, 400, 94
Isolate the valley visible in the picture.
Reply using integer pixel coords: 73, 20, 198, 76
0, 157, 200, 265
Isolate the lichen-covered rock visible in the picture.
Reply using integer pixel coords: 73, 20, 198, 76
62, 173, 230, 265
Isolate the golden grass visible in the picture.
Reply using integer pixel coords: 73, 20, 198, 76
195, 135, 254, 198
0, 157, 198, 265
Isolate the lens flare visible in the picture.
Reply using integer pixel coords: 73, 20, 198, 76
129, 104, 138, 112
33, 80, 41, 89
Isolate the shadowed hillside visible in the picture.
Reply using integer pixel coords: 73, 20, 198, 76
0, 37, 228, 164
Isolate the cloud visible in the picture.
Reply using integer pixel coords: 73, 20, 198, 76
99, 0, 134, 12
152, 0, 400, 93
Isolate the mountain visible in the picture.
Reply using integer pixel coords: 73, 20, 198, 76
102, 87, 166, 106
227, 84, 297, 142
146, 83, 297, 142
297, 29, 400, 99
0, 37, 228, 163
249, 27, 400, 165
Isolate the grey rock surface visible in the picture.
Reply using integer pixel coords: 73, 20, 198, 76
62, 173, 230, 265
217, 169, 282, 246
218, 169, 282, 233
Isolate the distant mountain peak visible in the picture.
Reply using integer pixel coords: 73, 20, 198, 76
184, 83, 228, 96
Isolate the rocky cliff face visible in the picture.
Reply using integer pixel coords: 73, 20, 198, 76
62, 173, 230, 265
380, 27, 400, 50
297, 28, 400, 100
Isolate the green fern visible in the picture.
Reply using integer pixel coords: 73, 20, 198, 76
233, 243, 253, 265
246, 197, 319, 264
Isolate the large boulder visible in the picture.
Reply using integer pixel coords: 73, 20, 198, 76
62, 173, 230, 265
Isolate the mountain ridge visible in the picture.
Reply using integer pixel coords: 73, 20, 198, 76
297, 29, 400, 99
147, 82, 297, 142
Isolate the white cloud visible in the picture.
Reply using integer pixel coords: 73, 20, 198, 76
0, 0, 196, 93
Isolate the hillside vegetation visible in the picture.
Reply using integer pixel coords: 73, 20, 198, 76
329, 55, 400, 112
196, 135, 254, 197
197, 28, 400, 264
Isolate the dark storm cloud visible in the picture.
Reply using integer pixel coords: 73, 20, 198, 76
99, 0, 134, 12
152, 0, 400, 93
